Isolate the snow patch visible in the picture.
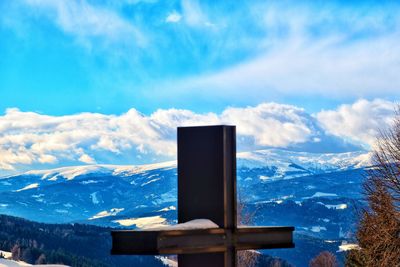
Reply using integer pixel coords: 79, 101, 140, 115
90, 192, 99, 204
303, 192, 338, 199
156, 256, 177, 267
158, 206, 176, 212
48, 176, 58, 181
311, 226, 327, 232
144, 219, 219, 231
141, 178, 161, 187
89, 208, 125, 220
0, 258, 68, 266
80, 180, 99, 185
338, 242, 360, 252
0, 249, 12, 259
14, 183, 39, 192
326, 204, 347, 210
113, 215, 167, 228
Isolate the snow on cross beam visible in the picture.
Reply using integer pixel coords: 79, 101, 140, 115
111, 126, 295, 267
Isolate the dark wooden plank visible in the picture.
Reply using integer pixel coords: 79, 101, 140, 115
111, 229, 228, 255
158, 229, 227, 254
111, 231, 158, 255
235, 226, 295, 250
235, 226, 295, 233
178, 126, 236, 229
111, 226, 294, 255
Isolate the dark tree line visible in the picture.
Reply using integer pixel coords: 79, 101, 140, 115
0, 214, 162, 267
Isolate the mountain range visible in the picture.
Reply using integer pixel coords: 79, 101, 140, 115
0, 148, 372, 266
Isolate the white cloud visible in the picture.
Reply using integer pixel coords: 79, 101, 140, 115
159, 2, 400, 100
172, 33, 400, 99
165, 11, 181, 23
38, 154, 58, 164
220, 103, 313, 147
79, 154, 96, 164
1, 99, 395, 173
0, 108, 177, 172
23, 0, 145, 46
317, 99, 396, 146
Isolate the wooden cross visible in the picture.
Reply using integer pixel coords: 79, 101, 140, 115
111, 126, 294, 267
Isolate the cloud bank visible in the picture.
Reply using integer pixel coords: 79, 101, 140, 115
317, 99, 396, 146
0, 99, 395, 173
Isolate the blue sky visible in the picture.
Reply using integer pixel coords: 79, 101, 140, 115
1, 0, 399, 115
0, 0, 399, 173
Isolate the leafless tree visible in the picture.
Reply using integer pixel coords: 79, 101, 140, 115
346, 107, 400, 266
270, 258, 283, 267
11, 244, 20, 261
373, 108, 400, 206
237, 196, 260, 267
309, 251, 338, 267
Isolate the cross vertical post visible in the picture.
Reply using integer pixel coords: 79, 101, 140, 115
177, 126, 236, 267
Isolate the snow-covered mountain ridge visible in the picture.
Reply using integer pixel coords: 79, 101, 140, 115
8, 161, 177, 181
1, 149, 371, 181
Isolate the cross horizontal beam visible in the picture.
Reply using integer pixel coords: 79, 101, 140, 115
111, 226, 294, 255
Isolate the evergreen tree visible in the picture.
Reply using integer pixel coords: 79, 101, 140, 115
36, 253, 46, 264
22, 247, 34, 264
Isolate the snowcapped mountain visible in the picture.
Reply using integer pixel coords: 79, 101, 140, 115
18, 161, 177, 182
0, 148, 371, 235
237, 149, 371, 180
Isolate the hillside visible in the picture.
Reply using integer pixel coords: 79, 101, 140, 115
0, 214, 162, 267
